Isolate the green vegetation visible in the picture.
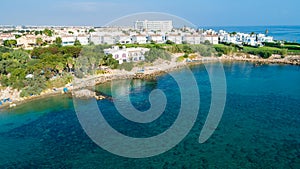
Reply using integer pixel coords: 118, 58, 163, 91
190, 44, 216, 57
74, 45, 118, 78
242, 46, 282, 58
54, 37, 62, 47
89, 29, 96, 33
43, 29, 53, 37
214, 42, 300, 58
213, 44, 237, 55
74, 39, 81, 46
0, 44, 118, 97
36, 37, 43, 46
118, 62, 134, 71
144, 48, 171, 62
176, 56, 185, 62
3, 40, 17, 48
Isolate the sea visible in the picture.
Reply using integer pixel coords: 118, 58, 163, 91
0, 62, 300, 168
203, 25, 300, 43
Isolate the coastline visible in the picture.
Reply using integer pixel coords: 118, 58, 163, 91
1, 54, 299, 110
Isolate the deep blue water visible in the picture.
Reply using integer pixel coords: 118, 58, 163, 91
204, 25, 300, 43
0, 62, 300, 168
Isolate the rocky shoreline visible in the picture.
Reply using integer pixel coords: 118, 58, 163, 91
1, 55, 299, 110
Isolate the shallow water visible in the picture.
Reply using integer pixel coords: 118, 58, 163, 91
0, 62, 299, 168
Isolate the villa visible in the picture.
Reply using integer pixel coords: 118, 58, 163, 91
104, 46, 150, 64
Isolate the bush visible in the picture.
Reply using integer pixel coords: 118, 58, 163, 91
183, 53, 189, 58
279, 49, 288, 57
258, 51, 272, 58
213, 44, 236, 55
190, 44, 216, 57
118, 62, 134, 71
145, 48, 171, 62
165, 40, 175, 45
176, 56, 185, 62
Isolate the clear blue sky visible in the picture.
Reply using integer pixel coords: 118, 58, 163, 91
1, 0, 300, 26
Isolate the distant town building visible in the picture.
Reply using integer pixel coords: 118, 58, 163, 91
203, 35, 219, 45
76, 35, 89, 45
101, 35, 115, 44
182, 34, 202, 44
134, 20, 173, 32
61, 35, 75, 46
148, 34, 165, 44
89, 34, 101, 44
115, 35, 132, 44
131, 35, 148, 44
166, 34, 182, 44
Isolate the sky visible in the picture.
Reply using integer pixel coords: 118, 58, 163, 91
1, 0, 300, 27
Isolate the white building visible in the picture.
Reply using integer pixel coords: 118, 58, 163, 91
101, 35, 115, 44
203, 35, 219, 44
148, 34, 164, 43
134, 20, 173, 32
183, 34, 202, 44
61, 36, 75, 46
89, 34, 101, 44
166, 34, 182, 44
115, 35, 132, 44
76, 35, 89, 45
131, 35, 147, 44
104, 46, 150, 64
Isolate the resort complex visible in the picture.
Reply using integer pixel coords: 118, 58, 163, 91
0, 20, 275, 49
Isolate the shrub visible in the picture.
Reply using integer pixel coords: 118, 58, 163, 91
258, 51, 272, 58
118, 62, 134, 71
213, 44, 236, 55
183, 53, 189, 58
145, 48, 171, 62
190, 44, 216, 57
176, 56, 185, 62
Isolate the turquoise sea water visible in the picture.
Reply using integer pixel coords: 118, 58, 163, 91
0, 62, 300, 168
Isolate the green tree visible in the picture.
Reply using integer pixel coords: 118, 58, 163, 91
36, 37, 43, 46
55, 37, 62, 47
74, 39, 81, 46
56, 62, 64, 75
3, 40, 17, 48
89, 29, 95, 33
15, 34, 22, 39
165, 40, 175, 44
43, 29, 53, 36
